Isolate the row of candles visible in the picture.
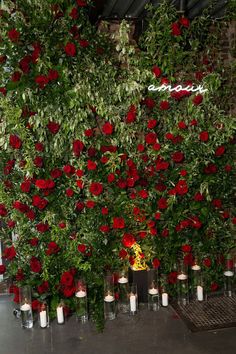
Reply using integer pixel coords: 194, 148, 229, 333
18, 258, 236, 328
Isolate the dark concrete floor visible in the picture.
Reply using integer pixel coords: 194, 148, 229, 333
0, 295, 236, 354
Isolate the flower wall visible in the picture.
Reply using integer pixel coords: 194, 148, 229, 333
0, 0, 236, 328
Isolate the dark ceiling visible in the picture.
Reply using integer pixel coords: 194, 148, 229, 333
89, 0, 228, 23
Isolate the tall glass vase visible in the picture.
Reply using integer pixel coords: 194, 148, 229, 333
147, 268, 159, 311
191, 262, 204, 301
224, 256, 234, 297
160, 274, 169, 307
117, 270, 129, 313
104, 274, 116, 320
19, 286, 33, 329
177, 260, 189, 306
75, 279, 88, 322
129, 283, 138, 315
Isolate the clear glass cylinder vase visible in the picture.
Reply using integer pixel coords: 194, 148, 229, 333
147, 268, 159, 311
104, 275, 116, 320
160, 274, 169, 307
19, 285, 33, 329
56, 301, 65, 324
117, 270, 129, 313
224, 256, 234, 297
129, 283, 138, 315
177, 261, 189, 306
191, 263, 204, 302
75, 279, 88, 322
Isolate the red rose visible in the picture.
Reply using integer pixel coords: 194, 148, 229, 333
63, 164, 75, 175
86, 200, 96, 208
161, 228, 169, 237
87, 160, 97, 170
89, 182, 103, 196
119, 249, 128, 259
35, 75, 49, 89
66, 188, 74, 197
3, 245, 16, 260
73, 139, 84, 157
0, 87, 7, 96
8, 29, 20, 42
11, 71, 21, 82
101, 207, 109, 215
69, 7, 78, 19
48, 69, 59, 81
78, 244, 86, 254
63, 287, 76, 298
77, 0, 87, 6
47, 121, 60, 134
0, 265, 6, 275
32, 299, 41, 311
179, 17, 190, 28
76, 201, 85, 212
36, 222, 50, 233
84, 128, 93, 137
126, 110, 136, 124
35, 142, 44, 151
145, 132, 157, 145
100, 225, 110, 232
37, 281, 49, 294
212, 199, 222, 208
122, 233, 136, 248
178, 121, 187, 129
32, 195, 48, 210
0, 203, 7, 217
102, 122, 113, 135
29, 237, 39, 246
194, 192, 204, 201
204, 163, 217, 174
225, 165, 232, 172
168, 271, 178, 284
79, 39, 89, 48
20, 180, 31, 193
9, 134, 22, 149
65, 42, 76, 56
171, 23, 181, 36
16, 269, 24, 281
172, 151, 184, 163
0, 55, 7, 64
30, 257, 42, 273
144, 97, 155, 109
203, 258, 211, 268
215, 145, 225, 157
152, 258, 160, 269
193, 94, 203, 105
35, 179, 55, 189
138, 189, 149, 199
50, 168, 62, 179
175, 180, 188, 195
113, 217, 125, 229
158, 197, 168, 209
33, 156, 43, 168
181, 244, 192, 253
160, 100, 170, 110
199, 131, 209, 142
46, 241, 60, 255
152, 65, 162, 78
7, 220, 16, 228
60, 271, 74, 286
147, 119, 157, 129
210, 282, 219, 292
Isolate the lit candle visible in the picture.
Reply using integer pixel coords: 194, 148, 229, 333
104, 294, 115, 302
118, 276, 128, 284
224, 270, 234, 277
20, 303, 31, 311
40, 310, 47, 328
162, 293, 168, 307
197, 285, 204, 301
148, 287, 158, 295
191, 265, 201, 271
75, 290, 87, 298
56, 306, 64, 324
130, 294, 136, 312
177, 274, 187, 280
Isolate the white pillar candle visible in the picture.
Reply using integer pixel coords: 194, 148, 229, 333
40, 310, 47, 328
118, 276, 128, 284
224, 271, 234, 277
177, 274, 188, 280
162, 293, 168, 307
20, 303, 31, 311
104, 294, 115, 302
130, 294, 136, 312
197, 285, 204, 301
75, 290, 87, 298
56, 306, 64, 324
148, 288, 158, 295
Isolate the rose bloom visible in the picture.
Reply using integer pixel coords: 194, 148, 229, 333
122, 233, 136, 248
63, 164, 75, 175
0, 203, 8, 217
161, 228, 169, 237
143, 97, 155, 109
172, 151, 184, 163
89, 182, 103, 196
181, 244, 192, 253
35, 75, 49, 89
101, 207, 108, 215
147, 119, 157, 129
193, 94, 203, 105
60, 271, 74, 287
66, 188, 74, 197
73, 140, 84, 157
8, 28, 20, 42
160, 100, 170, 110
178, 121, 187, 129
11, 71, 21, 82
69, 7, 78, 19
64, 42, 76, 56
86, 200, 96, 208
30, 257, 42, 273
100, 225, 110, 233
9, 134, 22, 149
20, 179, 31, 193
203, 257, 211, 268
87, 160, 97, 170
158, 197, 168, 209
113, 217, 125, 229
171, 23, 181, 36
29, 237, 39, 246
35, 142, 44, 151
36, 222, 50, 233
47, 121, 60, 134
48, 69, 59, 81
145, 132, 157, 144
3, 245, 16, 260
152, 258, 160, 269
194, 192, 204, 201
175, 180, 188, 195
0, 265, 6, 275
84, 128, 93, 137
138, 189, 149, 199
199, 131, 209, 142
152, 65, 162, 78
215, 145, 225, 157
102, 122, 113, 135
179, 17, 190, 28
77, 0, 87, 6
78, 244, 86, 254
76, 201, 85, 212
119, 249, 128, 259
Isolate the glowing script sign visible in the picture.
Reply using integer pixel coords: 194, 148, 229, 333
148, 84, 208, 94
